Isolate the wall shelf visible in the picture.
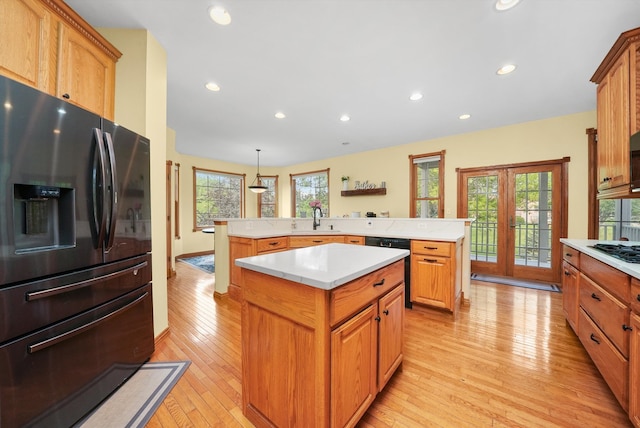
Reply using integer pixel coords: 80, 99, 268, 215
341, 188, 386, 197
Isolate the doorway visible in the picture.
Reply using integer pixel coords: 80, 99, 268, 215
458, 159, 568, 284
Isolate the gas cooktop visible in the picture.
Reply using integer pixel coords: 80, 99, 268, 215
590, 243, 640, 263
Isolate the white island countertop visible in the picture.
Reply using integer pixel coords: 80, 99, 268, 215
235, 243, 410, 290
560, 238, 640, 279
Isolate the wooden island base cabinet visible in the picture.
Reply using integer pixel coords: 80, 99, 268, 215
240, 254, 405, 428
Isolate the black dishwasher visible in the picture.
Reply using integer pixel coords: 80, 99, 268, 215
364, 237, 412, 308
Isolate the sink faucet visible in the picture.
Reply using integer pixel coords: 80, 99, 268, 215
126, 207, 136, 233
312, 207, 322, 230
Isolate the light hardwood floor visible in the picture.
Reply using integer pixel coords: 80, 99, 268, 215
147, 262, 632, 427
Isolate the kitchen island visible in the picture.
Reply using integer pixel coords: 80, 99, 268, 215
235, 243, 409, 428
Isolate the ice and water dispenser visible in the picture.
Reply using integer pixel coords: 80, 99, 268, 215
13, 184, 75, 253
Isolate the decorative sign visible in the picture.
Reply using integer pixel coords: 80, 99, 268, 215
354, 180, 377, 190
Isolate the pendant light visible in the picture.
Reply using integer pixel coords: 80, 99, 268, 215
248, 149, 268, 193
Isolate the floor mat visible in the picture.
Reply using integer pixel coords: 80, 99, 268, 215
76, 361, 190, 428
471, 273, 560, 292
179, 254, 214, 273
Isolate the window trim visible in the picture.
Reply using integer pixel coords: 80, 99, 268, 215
192, 166, 245, 231
409, 150, 445, 218
290, 168, 330, 218
257, 175, 279, 218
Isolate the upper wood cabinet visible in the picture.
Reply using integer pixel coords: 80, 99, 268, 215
0, 0, 121, 119
591, 27, 640, 198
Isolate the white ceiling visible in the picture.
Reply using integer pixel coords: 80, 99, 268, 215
66, 0, 640, 167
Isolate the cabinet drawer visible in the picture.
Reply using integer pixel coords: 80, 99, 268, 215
579, 274, 630, 357
289, 235, 344, 248
411, 240, 452, 257
344, 235, 364, 245
256, 237, 288, 253
632, 278, 640, 314
562, 245, 580, 268
580, 254, 630, 302
330, 260, 404, 327
578, 308, 628, 410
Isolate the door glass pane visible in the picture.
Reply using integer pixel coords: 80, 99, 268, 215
467, 175, 498, 263
513, 172, 552, 267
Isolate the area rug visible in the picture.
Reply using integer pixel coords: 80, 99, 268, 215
76, 361, 190, 428
471, 273, 561, 292
179, 254, 214, 273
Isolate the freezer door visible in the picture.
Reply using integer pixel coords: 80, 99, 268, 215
0, 284, 154, 427
101, 120, 152, 263
0, 76, 104, 287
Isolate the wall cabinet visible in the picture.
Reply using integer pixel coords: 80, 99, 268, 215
410, 240, 461, 312
241, 260, 404, 427
561, 245, 580, 332
591, 26, 640, 198
0, 0, 120, 119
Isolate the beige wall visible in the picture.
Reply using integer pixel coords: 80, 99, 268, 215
168, 110, 594, 257
100, 28, 169, 338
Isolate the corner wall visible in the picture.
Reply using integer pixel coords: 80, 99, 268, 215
99, 28, 169, 338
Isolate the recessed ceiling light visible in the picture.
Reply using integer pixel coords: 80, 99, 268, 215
495, 0, 521, 11
459, 114, 471, 120
409, 93, 423, 101
205, 82, 220, 91
497, 64, 517, 75
340, 115, 350, 122
342, 142, 350, 146
208, 6, 231, 25
275, 112, 286, 119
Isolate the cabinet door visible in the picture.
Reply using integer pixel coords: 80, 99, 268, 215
562, 261, 579, 333
0, 0, 55, 93
630, 312, 640, 427
229, 237, 254, 301
331, 303, 377, 428
597, 50, 631, 189
411, 254, 452, 310
378, 284, 404, 391
57, 21, 116, 118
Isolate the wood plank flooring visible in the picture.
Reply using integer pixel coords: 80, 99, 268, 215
147, 262, 632, 427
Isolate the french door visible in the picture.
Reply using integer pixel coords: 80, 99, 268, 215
459, 161, 566, 283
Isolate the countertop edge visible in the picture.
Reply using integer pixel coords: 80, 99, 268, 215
560, 238, 640, 280
228, 230, 464, 242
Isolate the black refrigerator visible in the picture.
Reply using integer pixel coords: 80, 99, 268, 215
0, 75, 154, 427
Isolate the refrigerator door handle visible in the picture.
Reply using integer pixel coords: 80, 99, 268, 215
25, 261, 148, 301
93, 128, 108, 248
103, 132, 118, 252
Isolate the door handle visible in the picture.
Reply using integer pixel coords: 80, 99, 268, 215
509, 216, 516, 229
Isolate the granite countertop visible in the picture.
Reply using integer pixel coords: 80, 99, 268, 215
235, 243, 410, 290
560, 238, 640, 279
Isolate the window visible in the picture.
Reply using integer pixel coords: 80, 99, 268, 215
258, 175, 278, 218
291, 169, 329, 218
598, 198, 640, 240
410, 151, 444, 218
192, 167, 244, 229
